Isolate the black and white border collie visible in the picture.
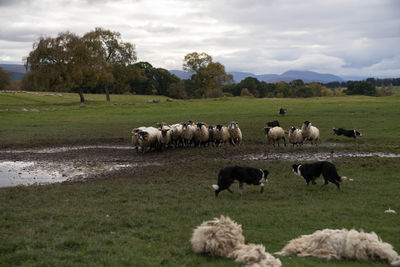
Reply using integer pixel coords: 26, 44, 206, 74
292, 161, 347, 190
212, 166, 269, 197
333, 128, 362, 138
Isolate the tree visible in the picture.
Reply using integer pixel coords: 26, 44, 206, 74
183, 52, 232, 97
24, 32, 99, 102
346, 81, 376, 96
0, 67, 11, 90
82, 28, 137, 101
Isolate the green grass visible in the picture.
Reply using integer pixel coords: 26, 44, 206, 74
1, 157, 399, 266
1, 92, 400, 266
1, 92, 400, 151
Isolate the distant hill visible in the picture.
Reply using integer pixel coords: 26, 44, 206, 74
170, 69, 344, 83
0, 64, 27, 82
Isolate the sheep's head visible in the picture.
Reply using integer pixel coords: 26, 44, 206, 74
161, 129, 170, 137
289, 126, 296, 133
303, 121, 311, 127
139, 131, 149, 141
264, 127, 270, 134
216, 125, 223, 131
229, 121, 238, 130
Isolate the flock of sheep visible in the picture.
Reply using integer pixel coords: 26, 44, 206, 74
131, 121, 243, 153
130, 119, 321, 152
265, 120, 320, 147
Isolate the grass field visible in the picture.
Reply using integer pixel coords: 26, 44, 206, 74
1, 92, 400, 150
1, 92, 400, 266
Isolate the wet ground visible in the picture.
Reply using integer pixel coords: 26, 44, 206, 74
0, 144, 398, 188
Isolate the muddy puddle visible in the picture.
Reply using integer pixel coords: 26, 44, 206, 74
0, 160, 135, 188
0, 145, 399, 188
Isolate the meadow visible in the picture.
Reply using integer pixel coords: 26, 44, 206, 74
0, 92, 400, 266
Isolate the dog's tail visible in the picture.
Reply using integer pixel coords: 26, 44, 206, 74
212, 184, 219, 191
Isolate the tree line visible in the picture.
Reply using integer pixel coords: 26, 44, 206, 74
0, 28, 397, 99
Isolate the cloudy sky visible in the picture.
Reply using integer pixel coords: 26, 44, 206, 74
1, 0, 399, 77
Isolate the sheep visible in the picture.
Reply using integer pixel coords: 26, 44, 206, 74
288, 126, 303, 147
193, 122, 209, 147
228, 121, 243, 146
275, 228, 400, 266
266, 120, 280, 127
214, 124, 231, 146
191, 215, 282, 267
158, 125, 171, 150
170, 123, 183, 147
182, 121, 196, 147
156, 122, 169, 130
264, 126, 286, 147
137, 126, 161, 153
207, 125, 216, 146
301, 121, 320, 145
130, 126, 146, 150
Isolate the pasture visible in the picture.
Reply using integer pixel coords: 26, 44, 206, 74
0, 92, 400, 266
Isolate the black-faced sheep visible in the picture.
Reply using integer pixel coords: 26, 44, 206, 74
228, 121, 242, 146
158, 126, 171, 149
301, 121, 320, 145
264, 127, 286, 147
191, 215, 282, 267
170, 123, 183, 147
275, 228, 400, 266
193, 122, 209, 147
137, 126, 161, 153
288, 126, 303, 147
207, 125, 216, 146
131, 126, 146, 150
182, 121, 196, 147
214, 124, 231, 146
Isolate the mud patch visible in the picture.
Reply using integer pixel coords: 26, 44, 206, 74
0, 160, 159, 188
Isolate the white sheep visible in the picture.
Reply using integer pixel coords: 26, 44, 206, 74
182, 121, 196, 147
214, 124, 231, 146
288, 126, 303, 147
191, 215, 282, 267
264, 126, 286, 147
170, 123, 183, 147
275, 228, 400, 266
137, 126, 160, 153
228, 121, 243, 146
130, 126, 146, 150
193, 122, 209, 147
158, 125, 171, 149
301, 121, 320, 145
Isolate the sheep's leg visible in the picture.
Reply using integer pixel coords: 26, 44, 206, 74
238, 183, 243, 197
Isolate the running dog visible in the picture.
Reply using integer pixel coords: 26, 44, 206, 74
212, 166, 269, 197
292, 161, 347, 190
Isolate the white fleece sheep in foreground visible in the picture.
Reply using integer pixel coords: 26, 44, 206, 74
301, 121, 320, 145
264, 126, 286, 147
275, 228, 400, 266
190, 215, 282, 267
228, 121, 243, 146
288, 126, 303, 147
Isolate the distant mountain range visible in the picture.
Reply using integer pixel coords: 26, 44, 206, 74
1, 63, 365, 83
171, 69, 346, 83
0, 64, 27, 82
